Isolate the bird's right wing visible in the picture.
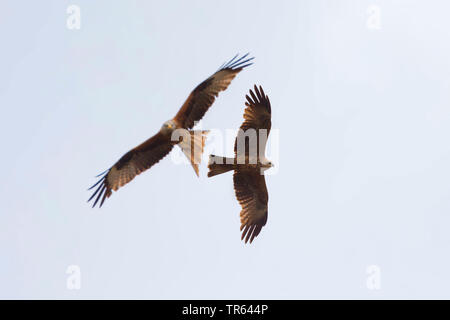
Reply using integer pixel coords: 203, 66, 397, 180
234, 85, 271, 161
233, 167, 268, 244
88, 132, 174, 208
173, 54, 254, 129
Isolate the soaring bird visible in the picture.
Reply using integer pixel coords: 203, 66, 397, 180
88, 54, 254, 208
207, 85, 273, 244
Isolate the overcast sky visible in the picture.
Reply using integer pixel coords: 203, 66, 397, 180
1, 0, 450, 299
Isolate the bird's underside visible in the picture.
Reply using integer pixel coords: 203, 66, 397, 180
88, 53, 254, 208
207, 85, 272, 244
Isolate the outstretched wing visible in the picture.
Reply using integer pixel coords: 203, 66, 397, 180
88, 132, 174, 208
234, 85, 271, 161
174, 53, 254, 129
233, 167, 268, 244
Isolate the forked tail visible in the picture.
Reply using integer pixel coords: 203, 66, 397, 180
178, 130, 209, 177
207, 154, 235, 177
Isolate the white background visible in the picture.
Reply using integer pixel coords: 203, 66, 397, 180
1, 0, 449, 298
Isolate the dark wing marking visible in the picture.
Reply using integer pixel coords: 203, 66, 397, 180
233, 167, 268, 244
88, 132, 174, 208
174, 53, 254, 129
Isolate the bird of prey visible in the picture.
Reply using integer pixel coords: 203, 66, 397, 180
88, 54, 254, 208
207, 85, 273, 244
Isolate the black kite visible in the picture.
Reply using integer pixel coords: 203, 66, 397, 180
207, 85, 273, 244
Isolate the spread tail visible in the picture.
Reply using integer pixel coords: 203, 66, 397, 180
207, 154, 235, 177
178, 130, 209, 177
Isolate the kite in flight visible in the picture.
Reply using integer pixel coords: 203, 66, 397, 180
207, 85, 273, 244
88, 54, 254, 208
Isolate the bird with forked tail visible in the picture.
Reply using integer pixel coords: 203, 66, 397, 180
208, 85, 273, 244
88, 54, 254, 208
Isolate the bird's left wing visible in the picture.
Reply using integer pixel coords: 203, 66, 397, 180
88, 131, 174, 208
174, 54, 254, 129
233, 167, 268, 244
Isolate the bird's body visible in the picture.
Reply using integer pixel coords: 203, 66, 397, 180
208, 85, 273, 244
208, 156, 272, 172
89, 54, 254, 208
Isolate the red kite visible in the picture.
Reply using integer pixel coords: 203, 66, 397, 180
208, 85, 273, 244
89, 54, 254, 208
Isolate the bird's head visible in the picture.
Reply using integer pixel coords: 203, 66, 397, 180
161, 120, 176, 134
259, 160, 274, 175
262, 160, 274, 169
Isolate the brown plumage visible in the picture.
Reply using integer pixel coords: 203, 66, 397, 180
88, 54, 254, 208
207, 85, 273, 244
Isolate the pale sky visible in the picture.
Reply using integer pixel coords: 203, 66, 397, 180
1, 0, 450, 299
